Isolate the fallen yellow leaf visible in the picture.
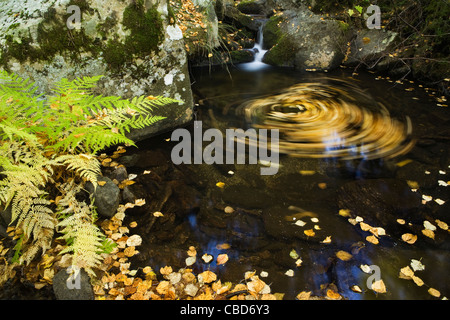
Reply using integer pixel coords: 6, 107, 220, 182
336, 250, 353, 261
160, 266, 173, 276
296, 291, 311, 300
187, 246, 197, 257
217, 253, 229, 265
326, 289, 341, 300
304, 229, 315, 237
199, 270, 217, 284
216, 243, 230, 250
412, 275, 424, 286
371, 279, 386, 293
366, 235, 379, 245
422, 229, 435, 239
401, 233, 417, 244
216, 182, 225, 188
428, 288, 441, 298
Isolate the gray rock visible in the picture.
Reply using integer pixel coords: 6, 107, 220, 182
53, 268, 94, 300
86, 176, 120, 218
262, 6, 352, 70
343, 29, 398, 67
0, 0, 193, 143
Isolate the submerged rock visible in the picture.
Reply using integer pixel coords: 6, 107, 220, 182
336, 178, 422, 233
0, 0, 193, 142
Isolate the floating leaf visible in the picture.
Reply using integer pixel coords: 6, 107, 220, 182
401, 233, 417, 244
224, 206, 234, 214
295, 220, 306, 227
244, 270, 256, 280
339, 209, 351, 217
428, 288, 441, 298
322, 236, 332, 244
326, 289, 341, 300
435, 219, 448, 230
216, 243, 230, 250
126, 234, 142, 247
360, 222, 372, 231
371, 279, 387, 293
360, 265, 372, 273
422, 229, 435, 239
399, 266, 414, 279
299, 170, 315, 175
216, 182, 225, 188
153, 211, 164, 217
201, 254, 213, 263
366, 235, 379, 245
351, 285, 362, 293
304, 229, 315, 237
285, 269, 294, 277
296, 291, 311, 300
410, 259, 425, 272
423, 220, 436, 231
336, 250, 353, 261
187, 246, 197, 257
217, 253, 229, 265
289, 249, 299, 260
412, 275, 424, 286
185, 256, 196, 266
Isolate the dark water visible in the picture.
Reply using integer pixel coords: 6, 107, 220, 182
124, 63, 449, 300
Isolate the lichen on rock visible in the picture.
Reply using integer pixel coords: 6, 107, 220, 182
0, 0, 193, 142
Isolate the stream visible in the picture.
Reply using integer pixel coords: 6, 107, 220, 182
121, 60, 450, 300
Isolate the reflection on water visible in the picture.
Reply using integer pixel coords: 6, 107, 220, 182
133, 64, 449, 300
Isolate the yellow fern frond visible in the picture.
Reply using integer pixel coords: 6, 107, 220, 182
55, 154, 101, 187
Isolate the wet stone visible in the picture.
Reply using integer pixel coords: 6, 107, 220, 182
336, 178, 422, 235
221, 184, 274, 208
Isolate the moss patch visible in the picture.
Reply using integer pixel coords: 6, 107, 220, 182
263, 35, 296, 66
122, 2, 163, 56
0, 2, 99, 69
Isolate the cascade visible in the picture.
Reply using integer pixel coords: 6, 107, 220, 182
239, 22, 269, 71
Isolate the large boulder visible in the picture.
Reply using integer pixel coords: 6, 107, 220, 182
0, 0, 193, 142
262, 4, 352, 70
343, 28, 398, 67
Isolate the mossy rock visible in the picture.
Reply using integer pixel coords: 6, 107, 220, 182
237, 0, 264, 15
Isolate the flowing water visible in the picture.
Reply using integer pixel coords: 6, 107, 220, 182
124, 61, 450, 300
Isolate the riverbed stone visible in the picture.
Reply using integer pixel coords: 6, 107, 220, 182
343, 29, 398, 66
53, 268, 94, 300
86, 176, 120, 218
262, 4, 352, 70
0, 0, 193, 142
336, 178, 422, 234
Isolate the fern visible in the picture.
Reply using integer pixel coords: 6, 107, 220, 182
0, 70, 178, 274
55, 154, 101, 187
56, 182, 105, 275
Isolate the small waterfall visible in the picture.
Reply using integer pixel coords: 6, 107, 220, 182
239, 22, 270, 71
253, 24, 268, 63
